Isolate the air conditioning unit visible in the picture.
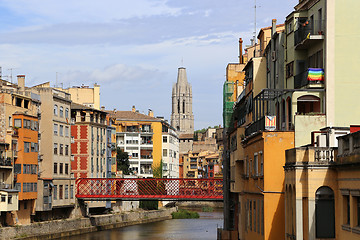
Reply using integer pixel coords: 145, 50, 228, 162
271, 51, 276, 61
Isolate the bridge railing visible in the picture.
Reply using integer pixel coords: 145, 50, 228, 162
76, 178, 223, 201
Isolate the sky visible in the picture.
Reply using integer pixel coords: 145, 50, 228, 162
0, 0, 297, 130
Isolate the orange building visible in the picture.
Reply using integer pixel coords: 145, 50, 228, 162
13, 113, 39, 224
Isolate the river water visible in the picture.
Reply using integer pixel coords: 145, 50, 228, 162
60, 209, 223, 240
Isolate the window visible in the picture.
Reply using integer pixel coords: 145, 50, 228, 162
14, 119, 22, 128
31, 142, 38, 152
24, 142, 30, 153
54, 105, 58, 115
54, 163, 57, 174
65, 145, 69, 156
65, 185, 68, 199
59, 144, 63, 155
357, 197, 360, 227
59, 163, 63, 174
163, 149, 168, 157
59, 125, 63, 136
65, 126, 69, 137
14, 164, 21, 174
254, 153, 258, 177
9, 116, 12, 127
54, 123, 58, 135
65, 108, 69, 118
53, 185, 57, 200
54, 143, 58, 154
344, 195, 350, 225
59, 185, 63, 199
259, 152, 263, 177
250, 200, 252, 230
70, 185, 74, 199
15, 183, 21, 192
315, 186, 335, 238
24, 119, 31, 129
163, 136, 168, 143
1, 195, 5, 202
286, 61, 294, 78
65, 163, 68, 174
59, 106, 64, 117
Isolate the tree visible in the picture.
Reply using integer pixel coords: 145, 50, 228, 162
116, 147, 131, 175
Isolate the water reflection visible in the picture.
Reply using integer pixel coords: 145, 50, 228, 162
60, 210, 223, 240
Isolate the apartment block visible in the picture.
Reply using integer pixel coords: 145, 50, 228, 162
161, 122, 179, 178
30, 83, 75, 220
0, 76, 40, 226
108, 107, 174, 178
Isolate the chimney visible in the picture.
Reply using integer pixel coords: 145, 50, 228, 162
272, 19, 277, 36
101, 106, 105, 111
239, 38, 243, 64
17, 75, 25, 91
148, 109, 154, 117
132, 105, 136, 112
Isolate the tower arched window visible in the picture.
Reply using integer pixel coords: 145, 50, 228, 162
178, 99, 180, 113
183, 100, 185, 114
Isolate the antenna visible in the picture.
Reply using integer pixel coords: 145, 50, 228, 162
8, 68, 18, 83
181, 57, 184, 67
254, 0, 257, 54
56, 72, 58, 88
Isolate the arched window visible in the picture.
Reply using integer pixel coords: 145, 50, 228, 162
183, 100, 185, 114
178, 99, 180, 113
315, 186, 335, 238
54, 105, 58, 116
59, 106, 64, 118
297, 95, 320, 114
65, 108, 69, 119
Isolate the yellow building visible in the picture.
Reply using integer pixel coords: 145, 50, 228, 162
107, 107, 164, 177
57, 84, 100, 110
284, 128, 360, 240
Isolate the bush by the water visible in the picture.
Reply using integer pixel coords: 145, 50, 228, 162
201, 206, 214, 212
171, 209, 199, 219
140, 200, 158, 210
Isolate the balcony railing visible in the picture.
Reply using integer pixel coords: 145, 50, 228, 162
0, 158, 12, 167
295, 20, 325, 46
294, 68, 325, 89
314, 148, 336, 163
245, 117, 265, 137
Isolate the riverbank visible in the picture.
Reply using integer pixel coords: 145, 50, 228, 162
0, 207, 177, 240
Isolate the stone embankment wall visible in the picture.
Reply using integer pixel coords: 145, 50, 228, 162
0, 207, 177, 240
176, 201, 223, 209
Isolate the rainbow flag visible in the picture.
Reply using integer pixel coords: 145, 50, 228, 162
307, 68, 324, 81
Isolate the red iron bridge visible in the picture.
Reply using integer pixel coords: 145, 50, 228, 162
76, 178, 223, 201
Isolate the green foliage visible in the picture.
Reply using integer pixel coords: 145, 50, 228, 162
116, 147, 131, 175
171, 209, 200, 219
140, 200, 158, 210
201, 206, 214, 212
194, 125, 220, 134
152, 160, 163, 178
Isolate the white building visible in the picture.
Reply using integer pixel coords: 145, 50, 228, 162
161, 122, 179, 178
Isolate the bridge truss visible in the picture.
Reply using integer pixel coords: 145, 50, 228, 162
76, 178, 223, 201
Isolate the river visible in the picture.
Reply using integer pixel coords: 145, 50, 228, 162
60, 209, 223, 240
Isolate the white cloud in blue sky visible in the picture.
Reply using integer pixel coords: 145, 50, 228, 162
0, 0, 297, 129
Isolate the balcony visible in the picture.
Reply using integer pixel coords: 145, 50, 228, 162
295, 20, 325, 49
285, 147, 337, 166
0, 157, 12, 168
294, 68, 325, 89
245, 116, 265, 137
